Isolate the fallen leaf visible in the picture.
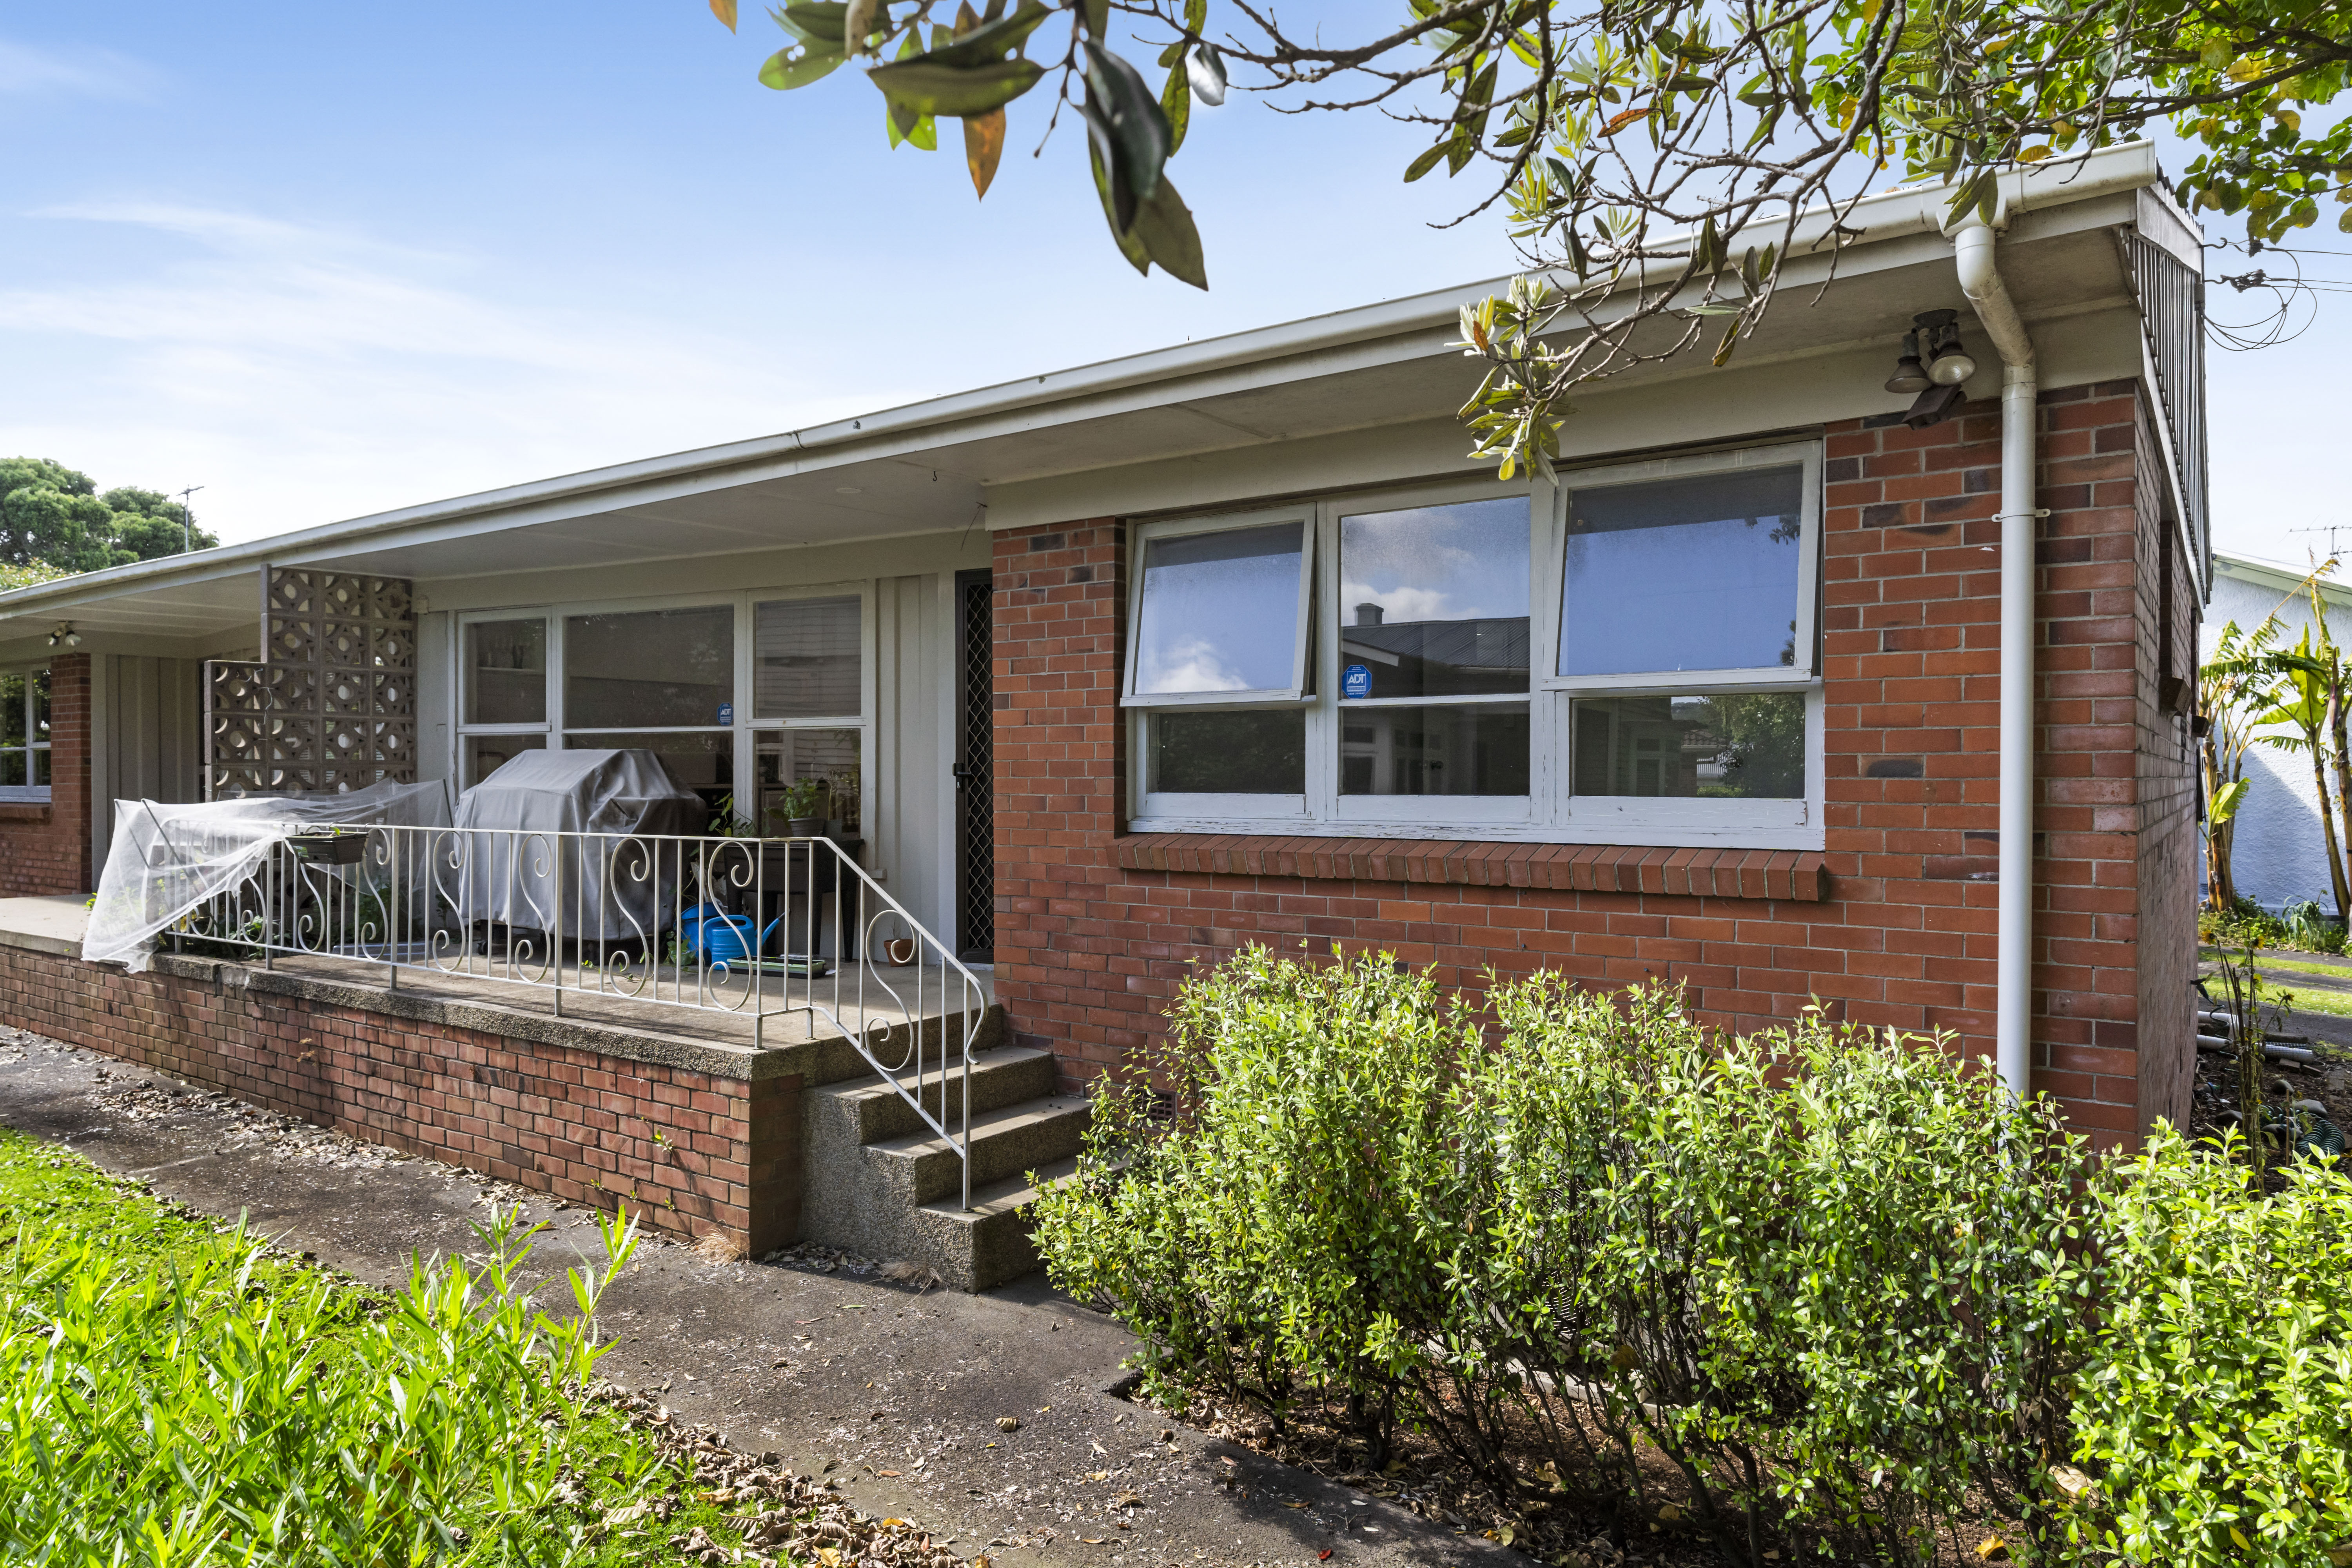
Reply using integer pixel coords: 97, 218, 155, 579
1318, 1553, 1333, 1563
1081, 1538, 1106, 1546
878, 1469, 902, 1477
1285, 1501, 1307, 1510
881, 1517, 909, 1528
996, 1417, 1022, 1432
1657, 1503, 1682, 1524
1499, 1525, 1517, 1545
1088, 1470, 1109, 1481
2050, 1464, 2097, 1500
1976, 1539, 2011, 1563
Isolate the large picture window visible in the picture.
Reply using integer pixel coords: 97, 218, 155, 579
451, 591, 871, 836
1127, 441, 1823, 848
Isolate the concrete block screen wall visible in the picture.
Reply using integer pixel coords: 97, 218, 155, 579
989, 385, 2198, 1150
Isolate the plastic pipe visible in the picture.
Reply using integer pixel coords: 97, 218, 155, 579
1953, 221, 2037, 1099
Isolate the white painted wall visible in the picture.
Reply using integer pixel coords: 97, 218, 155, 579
2203, 562, 2352, 913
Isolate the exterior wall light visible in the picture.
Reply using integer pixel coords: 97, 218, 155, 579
48, 622, 80, 648
1884, 330, 1931, 394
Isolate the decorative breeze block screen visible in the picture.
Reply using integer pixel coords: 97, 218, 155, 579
205, 570, 417, 797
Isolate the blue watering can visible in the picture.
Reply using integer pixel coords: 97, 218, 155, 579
677, 903, 780, 968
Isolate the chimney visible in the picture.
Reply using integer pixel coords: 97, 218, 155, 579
1354, 602, 1385, 627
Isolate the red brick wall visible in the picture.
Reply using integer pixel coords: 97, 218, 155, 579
0, 652, 91, 897
0, 942, 799, 1252
990, 384, 2196, 1150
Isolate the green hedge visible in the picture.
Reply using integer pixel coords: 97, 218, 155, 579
1033, 946, 2352, 1568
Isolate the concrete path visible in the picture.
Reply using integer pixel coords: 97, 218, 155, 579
0, 1024, 1511, 1568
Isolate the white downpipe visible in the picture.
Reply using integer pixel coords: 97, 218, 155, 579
1953, 221, 2037, 1098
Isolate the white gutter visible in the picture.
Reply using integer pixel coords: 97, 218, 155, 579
1953, 218, 2038, 1098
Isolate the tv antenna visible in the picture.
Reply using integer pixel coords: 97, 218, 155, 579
2288, 525, 2351, 564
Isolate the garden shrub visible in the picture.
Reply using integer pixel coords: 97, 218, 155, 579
0, 1163, 652, 1564
1034, 946, 2102, 1567
2062, 1126, 2352, 1568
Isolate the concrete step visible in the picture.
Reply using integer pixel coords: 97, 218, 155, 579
864, 1094, 1093, 1208
816, 1044, 1059, 1147
906, 1155, 1085, 1294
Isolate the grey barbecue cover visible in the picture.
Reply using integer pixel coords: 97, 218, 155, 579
450, 749, 709, 940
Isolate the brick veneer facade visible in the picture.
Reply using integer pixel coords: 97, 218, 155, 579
0, 650, 92, 897
0, 940, 800, 1252
991, 382, 2197, 1149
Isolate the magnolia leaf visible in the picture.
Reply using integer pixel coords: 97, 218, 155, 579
775, 2, 848, 49
1602, 105, 1651, 136
760, 47, 844, 89
1162, 58, 1192, 154
710, 0, 738, 31
1087, 138, 1153, 275
1131, 175, 1209, 290
964, 107, 1007, 199
914, 0, 1050, 67
869, 56, 1044, 116
1187, 42, 1228, 107
1404, 141, 1450, 182
1080, 0, 1109, 38
1082, 41, 1172, 218
843, 0, 881, 57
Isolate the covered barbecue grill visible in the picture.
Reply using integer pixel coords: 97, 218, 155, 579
448, 749, 710, 945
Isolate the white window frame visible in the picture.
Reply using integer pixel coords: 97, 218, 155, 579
1122, 506, 1317, 710
455, 612, 555, 786
449, 588, 877, 826
1127, 441, 1826, 850
1545, 438, 1823, 692
0, 661, 51, 803
744, 583, 877, 839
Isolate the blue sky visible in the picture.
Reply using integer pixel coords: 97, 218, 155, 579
0, 4, 2345, 571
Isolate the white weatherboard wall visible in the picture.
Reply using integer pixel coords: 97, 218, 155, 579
2205, 558, 2352, 914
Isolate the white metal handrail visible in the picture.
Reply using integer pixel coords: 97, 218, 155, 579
164, 824, 989, 1209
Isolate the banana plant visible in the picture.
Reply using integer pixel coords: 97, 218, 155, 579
2247, 626, 2350, 920
2198, 617, 2275, 913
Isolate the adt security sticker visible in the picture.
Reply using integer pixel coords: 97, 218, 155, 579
1341, 664, 1372, 700
717, 703, 734, 725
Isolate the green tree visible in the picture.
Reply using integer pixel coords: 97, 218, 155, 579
0, 460, 217, 579
710, 0, 2351, 472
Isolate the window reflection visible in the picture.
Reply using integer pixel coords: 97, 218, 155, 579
1338, 703, 1528, 797
1571, 693, 1806, 799
1338, 499, 1528, 699
1560, 467, 1805, 678
564, 605, 735, 729
1149, 710, 1305, 794
1133, 523, 1304, 694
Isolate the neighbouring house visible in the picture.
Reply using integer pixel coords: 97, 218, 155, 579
2203, 552, 2352, 916
0, 143, 2210, 1285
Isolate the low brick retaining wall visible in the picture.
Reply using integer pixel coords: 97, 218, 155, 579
0, 936, 801, 1253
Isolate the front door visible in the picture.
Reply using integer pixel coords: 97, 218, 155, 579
951, 569, 994, 963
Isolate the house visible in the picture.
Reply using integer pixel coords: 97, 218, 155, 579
2202, 552, 2352, 915
0, 142, 2209, 1285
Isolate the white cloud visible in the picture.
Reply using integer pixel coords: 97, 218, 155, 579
1143, 635, 1250, 692
1341, 581, 1463, 624
0, 39, 158, 101
0, 202, 904, 543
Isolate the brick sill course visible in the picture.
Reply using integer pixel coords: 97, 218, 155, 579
1116, 833, 1830, 902
0, 803, 53, 824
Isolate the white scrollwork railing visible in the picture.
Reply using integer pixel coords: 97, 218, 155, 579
164, 825, 989, 1209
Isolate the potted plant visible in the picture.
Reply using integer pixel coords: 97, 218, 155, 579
287, 828, 367, 866
766, 777, 831, 838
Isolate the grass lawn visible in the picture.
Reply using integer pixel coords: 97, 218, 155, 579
0, 1125, 749, 1564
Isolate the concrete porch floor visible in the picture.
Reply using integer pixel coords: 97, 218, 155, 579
0, 895, 993, 1056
